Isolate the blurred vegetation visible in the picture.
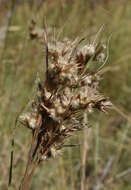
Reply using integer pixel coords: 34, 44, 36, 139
0, 0, 131, 189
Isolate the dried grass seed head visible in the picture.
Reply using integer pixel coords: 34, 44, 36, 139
19, 33, 112, 160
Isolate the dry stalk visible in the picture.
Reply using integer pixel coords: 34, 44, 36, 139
81, 112, 91, 190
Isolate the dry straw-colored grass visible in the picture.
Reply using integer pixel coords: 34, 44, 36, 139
0, 1, 131, 190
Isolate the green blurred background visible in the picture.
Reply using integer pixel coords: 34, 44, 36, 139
0, 0, 131, 189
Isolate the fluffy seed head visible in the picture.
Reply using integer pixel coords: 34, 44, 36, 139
19, 34, 112, 161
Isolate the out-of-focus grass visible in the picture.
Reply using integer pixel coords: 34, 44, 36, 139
0, 0, 131, 189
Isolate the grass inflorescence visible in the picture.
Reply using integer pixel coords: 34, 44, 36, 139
18, 21, 112, 189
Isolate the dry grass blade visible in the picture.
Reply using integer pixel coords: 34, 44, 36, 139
43, 17, 49, 79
